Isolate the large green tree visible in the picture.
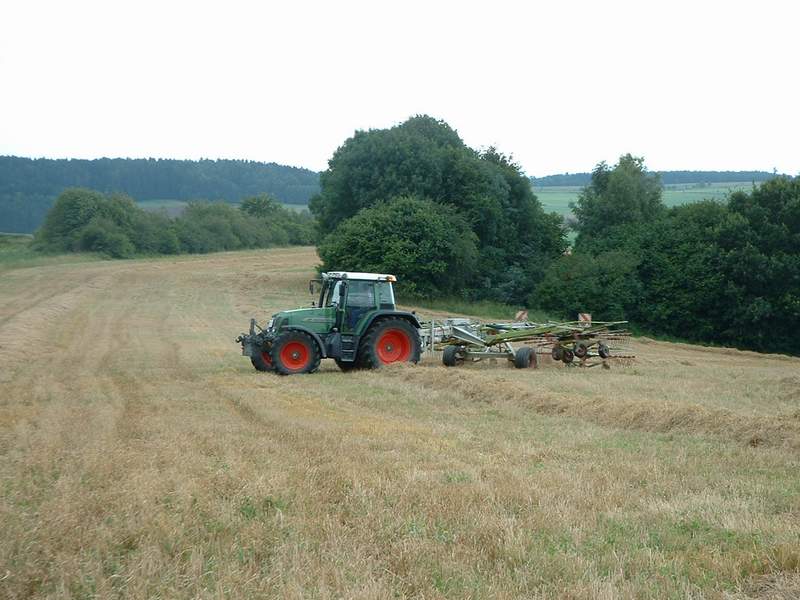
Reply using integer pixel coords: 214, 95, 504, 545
310, 115, 566, 302
572, 154, 664, 252
716, 177, 800, 351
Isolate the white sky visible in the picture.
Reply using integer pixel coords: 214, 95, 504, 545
1, 0, 798, 176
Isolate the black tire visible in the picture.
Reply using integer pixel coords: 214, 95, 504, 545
598, 343, 611, 359
562, 348, 575, 364
270, 330, 321, 375
513, 346, 537, 369
335, 359, 358, 372
250, 347, 274, 372
574, 341, 589, 359
442, 345, 464, 367
360, 318, 421, 369
551, 345, 563, 361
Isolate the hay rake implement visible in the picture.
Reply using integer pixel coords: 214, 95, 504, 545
420, 318, 634, 369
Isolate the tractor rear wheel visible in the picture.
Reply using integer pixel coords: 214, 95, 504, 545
514, 346, 538, 369
250, 348, 274, 372
360, 318, 421, 368
271, 331, 321, 375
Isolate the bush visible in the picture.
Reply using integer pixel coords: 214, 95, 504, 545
317, 196, 479, 297
536, 251, 641, 321
35, 188, 315, 258
76, 217, 135, 258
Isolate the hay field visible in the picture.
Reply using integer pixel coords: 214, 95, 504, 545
1, 247, 798, 599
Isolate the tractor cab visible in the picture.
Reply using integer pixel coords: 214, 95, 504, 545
315, 272, 398, 333
237, 271, 421, 375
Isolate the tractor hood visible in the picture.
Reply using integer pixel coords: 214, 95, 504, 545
268, 306, 333, 332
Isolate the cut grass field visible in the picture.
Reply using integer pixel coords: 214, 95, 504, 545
1, 246, 798, 599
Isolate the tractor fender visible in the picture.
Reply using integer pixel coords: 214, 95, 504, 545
361, 310, 421, 333
281, 325, 328, 358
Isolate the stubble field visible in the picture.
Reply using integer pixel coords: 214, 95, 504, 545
1, 247, 798, 599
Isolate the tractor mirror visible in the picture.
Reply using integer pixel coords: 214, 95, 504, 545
308, 279, 322, 296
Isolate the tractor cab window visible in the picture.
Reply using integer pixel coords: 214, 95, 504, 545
376, 281, 395, 309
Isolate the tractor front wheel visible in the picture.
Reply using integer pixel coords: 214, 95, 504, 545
250, 347, 274, 372
361, 318, 421, 368
271, 331, 321, 375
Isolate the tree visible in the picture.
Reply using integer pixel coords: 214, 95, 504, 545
310, 115, 566, 302
714, 177, 800, 352
240, 193, 282, 218
535, 251, 641, 321
317, 196, 479, 298
572, 154, 664, 252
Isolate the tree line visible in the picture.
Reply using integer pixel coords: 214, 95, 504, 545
537, 156, 799, 354
310, 116, 798, 355
35, 189, 314, 258
0, 156, 320, 233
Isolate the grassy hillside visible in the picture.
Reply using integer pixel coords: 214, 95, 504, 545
1, 247, 798, 598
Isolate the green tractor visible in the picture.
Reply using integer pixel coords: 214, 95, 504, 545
236, 272, 422, 375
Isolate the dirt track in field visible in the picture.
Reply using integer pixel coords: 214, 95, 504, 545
1, 248, 798, 599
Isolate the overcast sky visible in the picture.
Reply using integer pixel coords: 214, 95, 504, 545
1, 0, 798, 176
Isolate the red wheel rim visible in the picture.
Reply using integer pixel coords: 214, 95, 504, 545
261, 350, 272, 367
280, 341, 310, 371
376, 329, 411, 364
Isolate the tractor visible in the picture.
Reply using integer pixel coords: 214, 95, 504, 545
236, 272, 421, 375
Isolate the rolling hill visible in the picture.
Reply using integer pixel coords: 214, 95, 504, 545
0, 156, 320, 233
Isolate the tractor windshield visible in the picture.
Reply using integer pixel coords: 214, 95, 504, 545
346, 281, 375, 308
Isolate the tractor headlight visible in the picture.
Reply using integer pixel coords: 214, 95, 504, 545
267, 318, 275, 331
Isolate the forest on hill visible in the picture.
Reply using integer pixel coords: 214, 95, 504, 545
0, 157, 320, 233
532, 170, 782, 187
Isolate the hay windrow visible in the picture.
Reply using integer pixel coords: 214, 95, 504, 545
380, 364, 800, 450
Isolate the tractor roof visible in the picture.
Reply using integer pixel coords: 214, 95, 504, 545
323, 271, 397, 282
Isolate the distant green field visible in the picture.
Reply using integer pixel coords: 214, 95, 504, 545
137, 199, 310, 216
536, 182, 758, 217
137, 182, 757, 221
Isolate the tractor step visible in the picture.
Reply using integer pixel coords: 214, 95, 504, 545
340, 334, 357, 361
